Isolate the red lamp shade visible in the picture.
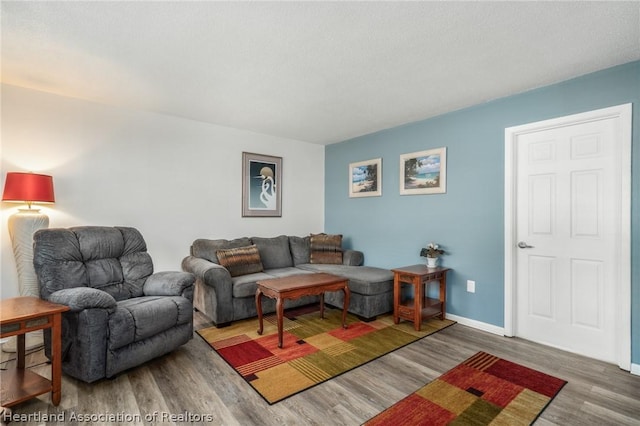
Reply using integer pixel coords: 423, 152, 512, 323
2, 172, 55, 206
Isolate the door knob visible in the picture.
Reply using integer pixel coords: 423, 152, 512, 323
517, 241, 534, 249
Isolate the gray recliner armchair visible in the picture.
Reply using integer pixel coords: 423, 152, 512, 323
33, 226, 195, 383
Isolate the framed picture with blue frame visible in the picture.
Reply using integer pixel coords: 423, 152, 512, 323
242, 152, 282, 217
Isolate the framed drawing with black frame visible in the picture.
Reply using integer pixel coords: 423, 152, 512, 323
242, 152, 282, 217
349, 158, 382, 198
399, 147, 447, 195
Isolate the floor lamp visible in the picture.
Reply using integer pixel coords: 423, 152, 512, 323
1, 172, 55, 353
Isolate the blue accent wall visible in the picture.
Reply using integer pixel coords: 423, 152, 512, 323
325, 61, 640, 364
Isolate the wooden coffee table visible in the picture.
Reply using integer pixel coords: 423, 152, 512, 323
256, 273, 350, 348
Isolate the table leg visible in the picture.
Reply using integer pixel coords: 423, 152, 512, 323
393, 274, 400, 324
414, 278, 423, 331
51, 313, 62, 406
276, 297, 284, 348
341, 285, 350, 329
256, 289, 264, 335
17, 334, 25, 369
320, 293, 325, 319
440, 276, 447, 320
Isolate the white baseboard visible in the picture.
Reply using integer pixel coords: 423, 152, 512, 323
446, 314, 640, 376
445, 313, 505, 336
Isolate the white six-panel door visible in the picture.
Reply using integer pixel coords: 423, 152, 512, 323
504, 104, 631, 369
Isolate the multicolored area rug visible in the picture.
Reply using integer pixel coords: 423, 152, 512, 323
197, 305, 455, 404
364, 351, 567, 425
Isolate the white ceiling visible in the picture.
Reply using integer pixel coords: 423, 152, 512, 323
2, 1, 639, 145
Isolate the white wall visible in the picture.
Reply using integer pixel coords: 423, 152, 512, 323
0, 84, 325, 298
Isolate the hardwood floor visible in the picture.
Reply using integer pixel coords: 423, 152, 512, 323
2, 311, 639, 425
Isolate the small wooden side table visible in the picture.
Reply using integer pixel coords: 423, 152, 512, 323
392, 265, 450, 331
0, 296, 69, 407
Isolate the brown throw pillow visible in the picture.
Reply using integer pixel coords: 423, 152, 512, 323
309, 233, 343, 264
216, 245, 264, 277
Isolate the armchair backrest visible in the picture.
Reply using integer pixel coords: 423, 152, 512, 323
34, 226, 154, 301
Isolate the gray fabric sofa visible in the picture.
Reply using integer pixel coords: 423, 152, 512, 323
33, 226, 195, 383
181, 235, 394, 327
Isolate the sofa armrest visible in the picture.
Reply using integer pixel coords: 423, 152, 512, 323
144, 271, 195, 301
48, 287, 117, 312
181, 256, 234, 324
343, 250, 364, 266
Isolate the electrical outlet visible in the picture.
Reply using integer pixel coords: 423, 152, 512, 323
467, 280, 476, 293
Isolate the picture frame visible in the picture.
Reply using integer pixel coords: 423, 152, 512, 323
349, 158, 382, 198
242, 152, 282, 217
399, 147, 447, 195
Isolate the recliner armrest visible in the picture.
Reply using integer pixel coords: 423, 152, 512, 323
48, 287, 117, 312
143, 271, 195, 298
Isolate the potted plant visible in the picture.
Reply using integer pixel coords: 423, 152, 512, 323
420, 242, 445, 268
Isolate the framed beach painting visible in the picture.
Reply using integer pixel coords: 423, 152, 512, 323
242, 152, 282, 217
399, 147, 447, 195
349, 158, 382, 198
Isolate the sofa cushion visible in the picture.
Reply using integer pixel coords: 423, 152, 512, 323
298, 264, 393, 296
343, 250, 364, 266
192, 237, 252, 264
216, 245, 264, 277
309, 233, 343, 264
251, 235, 293, 269
263, 267, 315, 279
231, 272, 276, 298
289, 236, 310, 265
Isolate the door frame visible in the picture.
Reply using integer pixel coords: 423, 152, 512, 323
504, 103, 632, 370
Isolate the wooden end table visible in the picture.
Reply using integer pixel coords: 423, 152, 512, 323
256, 273, 350, 348
392, 265, 450, 331
1, 296, 69, 407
